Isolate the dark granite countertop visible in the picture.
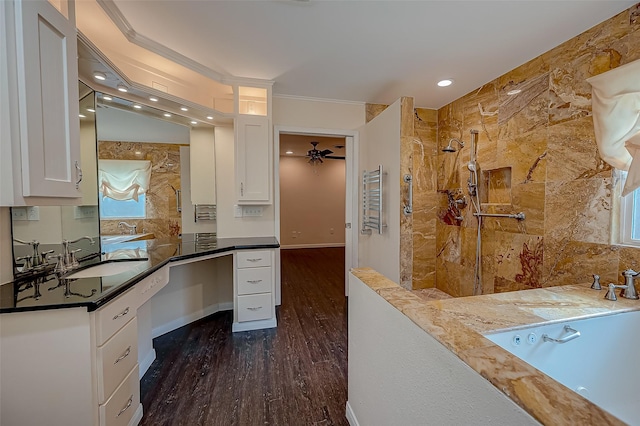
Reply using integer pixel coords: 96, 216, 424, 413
0, 234, 279, 314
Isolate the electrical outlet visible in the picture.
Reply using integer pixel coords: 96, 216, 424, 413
234, 205, 243, 218
74, 206, 97, 219
11, 208, 27, 221
26, 206, 39, 221
329, 227, 334, 235
242, 206, 263, 217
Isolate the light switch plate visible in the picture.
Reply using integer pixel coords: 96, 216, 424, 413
234, 205, 243, 218
242, 206, 263, 217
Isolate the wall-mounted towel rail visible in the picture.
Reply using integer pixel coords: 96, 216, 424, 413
194, 204, 216, 222
362, 165, 384, 235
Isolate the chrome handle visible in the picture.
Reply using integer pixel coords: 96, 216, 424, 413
247, 258, 262, 262
247, 306, 263, 311
114, 346, 131, 364
403, 174, 413, 215
247, 279, 263, 284
112, 307, 130, 321
116, 396, 133, 417
176, 189, 182, 213
75, 161, 83, 189
542, 325, 580, 344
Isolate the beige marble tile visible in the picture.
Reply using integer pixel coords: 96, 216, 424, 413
543, 241, 620, 287
547, 116, 611, 182
365, 103, 388, 123
351, 267, 399, 291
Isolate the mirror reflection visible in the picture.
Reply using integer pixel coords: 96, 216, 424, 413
11, 86, 217, 279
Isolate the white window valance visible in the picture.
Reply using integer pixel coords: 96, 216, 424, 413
588, 59, 640, 196
98, 159, 152, 201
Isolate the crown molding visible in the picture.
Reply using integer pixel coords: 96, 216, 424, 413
273, 93, 365, 106
97, 0, 228, 82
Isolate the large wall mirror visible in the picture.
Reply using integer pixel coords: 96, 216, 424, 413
11, 84, 216, 278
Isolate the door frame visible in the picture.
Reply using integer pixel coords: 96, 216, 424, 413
274, 125, 359, 300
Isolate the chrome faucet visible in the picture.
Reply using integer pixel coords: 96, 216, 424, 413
118, 221, 137, 235
603, 269, 640, 301
61, 236, 95, 272
13, 238, 43, 270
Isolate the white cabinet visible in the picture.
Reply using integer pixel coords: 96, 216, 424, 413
1, 0, 81, 206
190, 126, 216, 205
233, 249, 277, 332
234, 115, 271, 205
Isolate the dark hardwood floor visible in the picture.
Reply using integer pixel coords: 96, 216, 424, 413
140, 247, 348, 426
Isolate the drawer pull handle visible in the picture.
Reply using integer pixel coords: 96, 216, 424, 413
117, 396, 133, 417
114, 346, 131, 364
112, 307, 130, 321
247, 306, 263, 311
247, 258, 262, 262
247, 279, 263, 284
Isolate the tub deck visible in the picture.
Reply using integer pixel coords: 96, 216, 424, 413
352, 267, 639, 425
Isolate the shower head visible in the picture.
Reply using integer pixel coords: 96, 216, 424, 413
443, 138, 464, 153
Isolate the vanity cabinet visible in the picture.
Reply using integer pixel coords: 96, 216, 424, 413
234, 115, 271, 205
233, 249, 277, 332
0, 0, 81, 206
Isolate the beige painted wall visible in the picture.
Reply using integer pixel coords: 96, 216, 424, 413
279, 156, 345, 247
273, 96, 365, 130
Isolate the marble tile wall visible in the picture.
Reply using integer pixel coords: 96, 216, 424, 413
98, 141, 183, 240
435, 4, 640, 297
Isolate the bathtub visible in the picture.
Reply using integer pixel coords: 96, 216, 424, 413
484, 310, 640, 425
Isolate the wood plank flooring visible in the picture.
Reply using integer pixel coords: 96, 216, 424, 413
139, 247, 348, 426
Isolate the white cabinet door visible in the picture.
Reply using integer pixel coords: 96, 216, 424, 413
190, 126, 216, 205
14, 0, 81, 198
235, 115, 271, 204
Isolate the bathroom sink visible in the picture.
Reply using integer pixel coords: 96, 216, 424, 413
64, 259, 148, 279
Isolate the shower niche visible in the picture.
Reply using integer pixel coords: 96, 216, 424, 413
480, 167, 512, 206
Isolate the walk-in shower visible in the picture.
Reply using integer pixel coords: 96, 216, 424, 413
442, 130, 525, 295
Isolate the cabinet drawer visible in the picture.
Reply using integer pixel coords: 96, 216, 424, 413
95, 288, 138, 346
237, 267, 272, 295
100, 364, 140, 426
237, 293, 273, 322
237, 250, 271, 268
138, 266, 169, 306
97, 317, 138, 404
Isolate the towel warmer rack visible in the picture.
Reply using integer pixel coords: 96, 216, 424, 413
194, 204, 216, 222
362, 165, 384, 235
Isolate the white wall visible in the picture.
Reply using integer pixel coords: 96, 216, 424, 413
180, 146, 216, 235
358, 99, 401, 283
347, 273, 540, 426
273, 96, 365, 130
96, 106, 190, 144
279, 156, 345, 248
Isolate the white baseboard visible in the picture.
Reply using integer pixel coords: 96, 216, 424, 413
345, 401, 359, 426
152, 302, 234, 338
281, 243, 345, 250
232, 317, 277, 332
139, 348, 156, 379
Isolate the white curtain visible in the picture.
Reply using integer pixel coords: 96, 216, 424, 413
98, 159, 152, 201
588, 59, 640, 196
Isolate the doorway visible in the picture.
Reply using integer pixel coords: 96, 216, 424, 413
274, 126, 359, 300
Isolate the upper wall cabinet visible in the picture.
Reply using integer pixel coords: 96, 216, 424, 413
235, 115, 271, 205
1, 0, 81, 206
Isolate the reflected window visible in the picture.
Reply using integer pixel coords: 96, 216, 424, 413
620, 171, 640, 246
99, 194, 146, 219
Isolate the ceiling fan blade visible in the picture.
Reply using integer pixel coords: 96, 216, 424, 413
320, 149, 333, 156
324, 155, 345, 160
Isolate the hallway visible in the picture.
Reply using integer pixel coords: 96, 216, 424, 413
139, 247, 348, 426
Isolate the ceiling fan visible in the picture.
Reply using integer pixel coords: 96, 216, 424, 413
306, 141, 345, 164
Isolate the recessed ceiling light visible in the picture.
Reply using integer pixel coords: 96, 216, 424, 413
93, 72, 106, 81
102, 95, 112, 101
181, 107, 188, 112
133, 104, 142, 109
134, 151, 142, 155
86, 108, 95, 113
117, 84, 128, 92
285, 150, 294, 155
164, 113, 172, 117
437, 79, 453, 87
78, 114, 86, 118
206, 116, 213, 120
149, 97, 158, 102
190, 121, 197, 125
507, 89, 522, 96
